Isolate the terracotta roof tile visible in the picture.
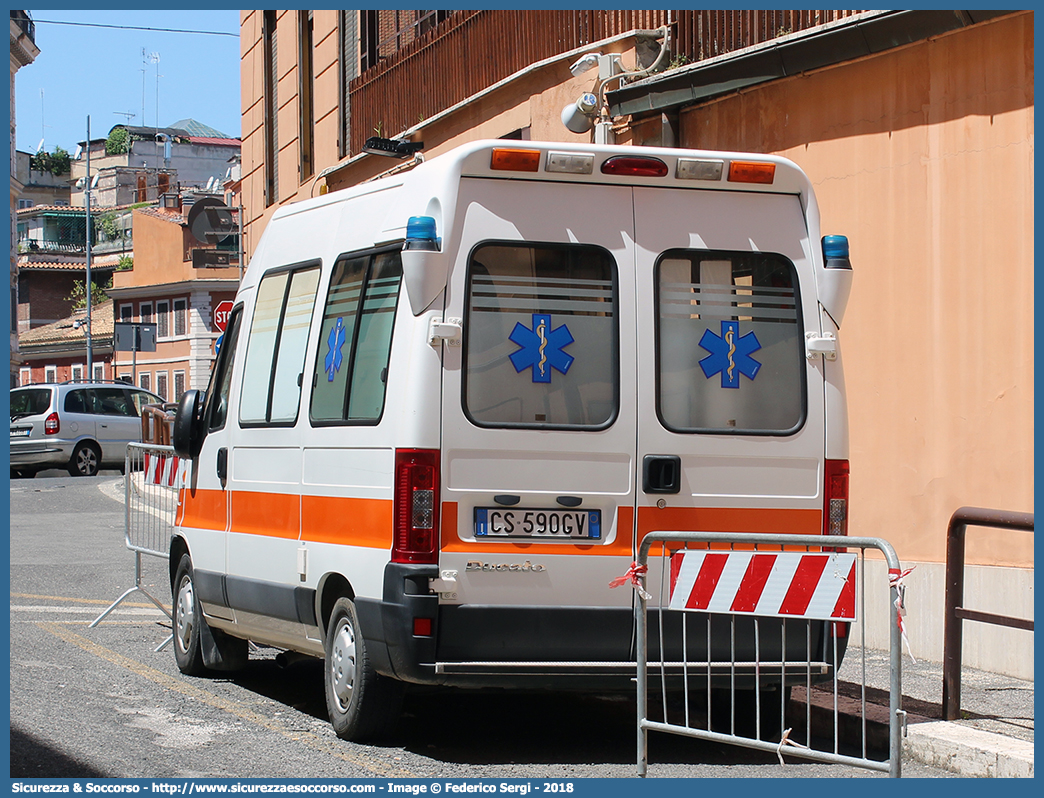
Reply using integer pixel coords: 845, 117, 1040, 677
19, 300, 115, 347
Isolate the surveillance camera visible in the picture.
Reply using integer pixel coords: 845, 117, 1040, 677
561, 93, 599, 134
568, 52, 601, 77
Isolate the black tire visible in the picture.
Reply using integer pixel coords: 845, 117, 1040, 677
710, 685, 791, 742
68, 442, 101, 477
172, 554, 208, 676
324, 597, 404, 741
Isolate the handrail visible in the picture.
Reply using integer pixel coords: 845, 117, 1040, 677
942, 506, 1033, 720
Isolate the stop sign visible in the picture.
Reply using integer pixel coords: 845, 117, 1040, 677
214, 300, 234, 333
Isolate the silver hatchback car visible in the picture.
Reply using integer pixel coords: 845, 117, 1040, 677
10, 382, 164, 477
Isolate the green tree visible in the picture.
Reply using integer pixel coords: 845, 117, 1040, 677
106, 127, 129, 155
30, 146, 71, 176
67, 277, 112, 311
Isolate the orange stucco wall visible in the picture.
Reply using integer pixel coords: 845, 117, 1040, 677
678, 12, 1034, 566
239, 11, 1032, 569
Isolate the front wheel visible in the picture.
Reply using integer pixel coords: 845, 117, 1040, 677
324, 597, 404, 741
172, 554, 207, 676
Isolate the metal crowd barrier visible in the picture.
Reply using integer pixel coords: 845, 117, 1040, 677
635, 531, 905, 778
89, 442, 184, 650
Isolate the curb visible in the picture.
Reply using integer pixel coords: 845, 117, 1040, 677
791, 684, 1034, 777
903, 721, 1034, 778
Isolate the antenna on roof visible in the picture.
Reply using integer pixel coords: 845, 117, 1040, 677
114, 111, 136, 123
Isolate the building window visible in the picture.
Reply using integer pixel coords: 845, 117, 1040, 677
45, 366, 57, 383
338, 11, 359, 160
156, 300, 170, 338
361, 10, 451, 71
18, 199, 33, 209
120, 304, 133, 323
139, 372, 151, 392
140, 302, 153, 325
263, 10, 279, 206
19, 368, 31, 386
156, 372, 169, 401
93, 364, 105, 381
174, 371, 186, 401
298, 10, 315, 181
71, 365, 83, 382
118, 374, 132, 384
173, 298, 187, 337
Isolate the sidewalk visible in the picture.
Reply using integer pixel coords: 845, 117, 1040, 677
808, 645, 1034, 777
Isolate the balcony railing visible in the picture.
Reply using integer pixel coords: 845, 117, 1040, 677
347, 9, 866, 155
10, 10, 35, 43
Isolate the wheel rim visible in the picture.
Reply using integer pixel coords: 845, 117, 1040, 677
329, 616, 358, 713
76, 446, 98, 475
175, 574, 196, 654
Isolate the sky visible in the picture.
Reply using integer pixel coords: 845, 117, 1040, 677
15, 9, 242, 155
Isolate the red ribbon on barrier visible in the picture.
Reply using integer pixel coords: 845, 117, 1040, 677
888, 566, 916, 663
609, 562, 652, 600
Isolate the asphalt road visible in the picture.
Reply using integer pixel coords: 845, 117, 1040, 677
9, 473, 955, 780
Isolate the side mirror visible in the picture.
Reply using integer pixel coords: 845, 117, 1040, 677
172, 389, 207, 458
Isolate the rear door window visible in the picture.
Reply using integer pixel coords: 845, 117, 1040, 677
656, 250, 805, 434
464, 242, 618, 428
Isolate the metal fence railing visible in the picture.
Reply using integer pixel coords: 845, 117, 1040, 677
943, 506, 1034, 720
89, 442, 184, 650
634, 531, 906, 778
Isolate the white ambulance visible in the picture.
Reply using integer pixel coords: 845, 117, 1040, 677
170, 139, 853, 741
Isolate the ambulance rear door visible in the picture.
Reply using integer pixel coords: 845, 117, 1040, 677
633, 186, 827, 596
437, 176, 638, 665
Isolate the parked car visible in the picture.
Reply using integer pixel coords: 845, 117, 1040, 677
9, 382, 164, 477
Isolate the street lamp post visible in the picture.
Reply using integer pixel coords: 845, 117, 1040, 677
84, 115, 94, 378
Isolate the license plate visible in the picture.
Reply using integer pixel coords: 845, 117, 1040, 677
10, 428, 30, 438
474, 508, 601, 540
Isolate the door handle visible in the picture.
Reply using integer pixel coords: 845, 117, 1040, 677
643, 455, 681, 494
216, 447, 227, 488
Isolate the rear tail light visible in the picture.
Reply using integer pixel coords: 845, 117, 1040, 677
393, 449, 440, 564
44, 412, 60, 435
823, 459, 849, 538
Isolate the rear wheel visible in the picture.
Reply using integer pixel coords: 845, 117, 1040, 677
68, 442, 100, 477
324, 597, 404, 741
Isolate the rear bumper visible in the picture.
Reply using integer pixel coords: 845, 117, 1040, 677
9, 441, 70, 467
358, 562, 846, 690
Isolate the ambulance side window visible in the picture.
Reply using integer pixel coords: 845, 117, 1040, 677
310, 249, 402, 424
464, 242, 618, 429
656, 250, 805, 434
206, 306, 242, 432
239, 263, 321, 426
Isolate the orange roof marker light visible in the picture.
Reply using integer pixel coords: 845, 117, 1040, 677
727, 160, 776, 184
490, 148, 542, 173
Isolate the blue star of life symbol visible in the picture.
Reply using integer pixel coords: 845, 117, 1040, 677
698, 320, 762, 389
509, 313, 574, 384
324, 317, 347, 382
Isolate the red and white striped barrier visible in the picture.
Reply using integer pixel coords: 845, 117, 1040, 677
668, 550, 857, 621
142, 452, 184, 488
